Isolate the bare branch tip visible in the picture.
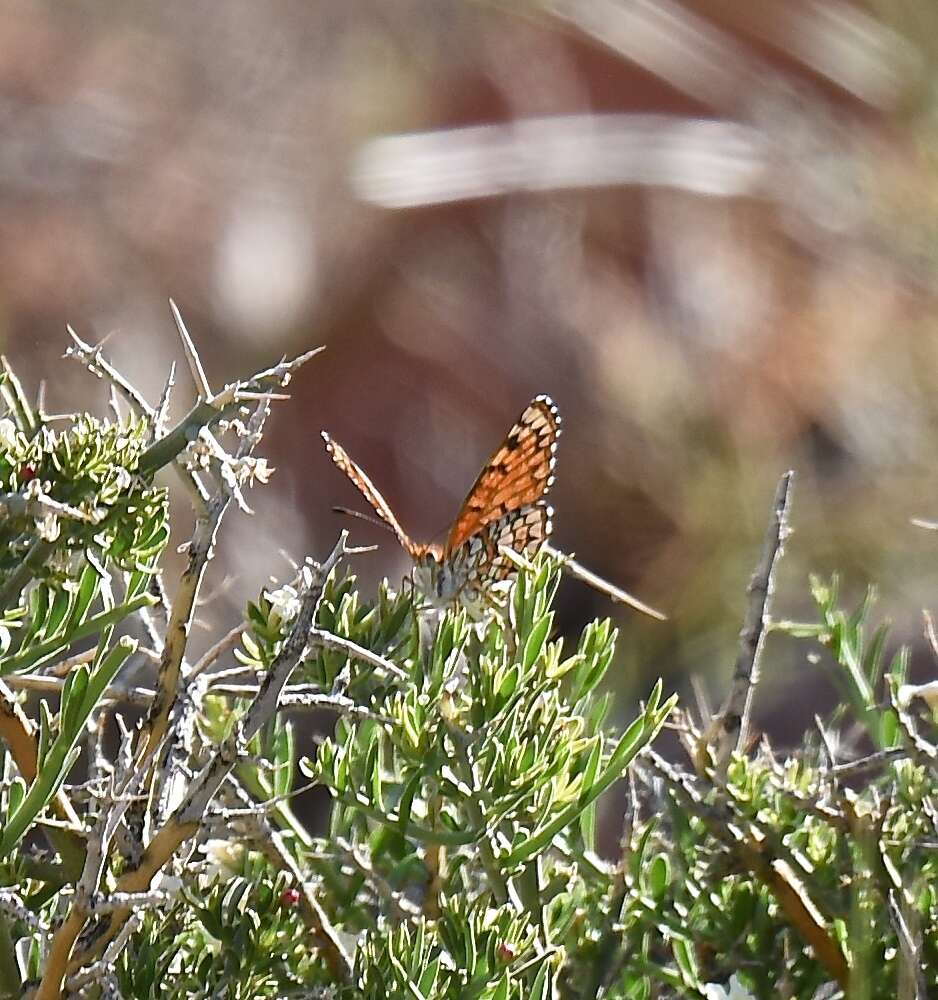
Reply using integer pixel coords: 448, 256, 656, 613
776, 469, 795, 503
923, 609, 938, 661
346, 543, 379, 555
323, 529, 352, 570
169, 299, 212, 400
291, 344, 327, 369
234, 390, 291, 403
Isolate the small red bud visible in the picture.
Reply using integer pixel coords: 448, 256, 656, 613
20, 465, 35, 482
496, 942, 517, 963
280, 887, 301, 907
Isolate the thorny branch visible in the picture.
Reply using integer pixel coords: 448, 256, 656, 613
0, 308, 329, 998
33, 732, 144, 1000
64, 326, 155, 420
135, 343, 323, 478
135, 490, 231, 766
640, 746, 849, 989
5, 671, 390, 721
716, 470, 794, 759
63, 533, 354, 983
0, 305, 321, 610
148, 398, 274, 824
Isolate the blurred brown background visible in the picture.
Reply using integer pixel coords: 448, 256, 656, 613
4, 0, 938, 745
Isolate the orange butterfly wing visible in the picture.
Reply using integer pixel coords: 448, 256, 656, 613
470, 503, 553, 585
321, 431, 423, 558
445, 395, 560, 555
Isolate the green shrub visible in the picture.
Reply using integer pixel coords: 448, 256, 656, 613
0, 319, 935, 1000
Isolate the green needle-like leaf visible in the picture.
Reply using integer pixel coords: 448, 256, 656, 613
0, 635, 136, 859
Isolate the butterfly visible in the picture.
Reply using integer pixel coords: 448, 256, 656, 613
321, 395, 560, 613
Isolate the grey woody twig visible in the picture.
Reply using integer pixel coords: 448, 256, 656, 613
34, 738, 144, 1000
0, 890, 46, 932
543, 543, 666, 620
149, 399, 275, 824
64, 326, 155, 419
0, 355, 37, 434
307, 627, 409, 682
5, 671, 389, 724
64, 913, 141, 997
65, 534, 354, 983
4, 672, 154, 708
182, 535, 350, 820
136, 490, 232, 766
718, 471, 794, 757
212, 683, 390, 721
82, 891, 175, 915
139, 393, 272, 770
827, 747, 907, 780
0, 488, 101, 525
188, 623, 248, 679
887, 890, 926, 999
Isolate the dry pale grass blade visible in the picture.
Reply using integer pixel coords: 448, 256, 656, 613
352, 114, 766, 210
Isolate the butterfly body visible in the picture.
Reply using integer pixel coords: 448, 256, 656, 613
322, 396, 560, 614
411, 541, 478, 613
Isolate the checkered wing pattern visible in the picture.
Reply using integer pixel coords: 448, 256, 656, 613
323, 395, 559, 608
445, 395, 560, 555
461, 502, 553, 591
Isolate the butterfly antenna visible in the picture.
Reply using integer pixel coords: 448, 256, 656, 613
332, 505, 396, 535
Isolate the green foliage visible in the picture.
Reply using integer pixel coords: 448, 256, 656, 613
0, 635, 137, 860
347, 898, 555, 1000
196, 552, 673, 999
302, 558, 670, 871
118, 868, 321, 999
605, 744, 938, 998
221, 553, 673, 1000
5, 346, 938, 1000
777, 575, 909, 749
600, 582, 931, 1000
0, 364, 170, 879
0, 408, 168, 583
0, 367, 167, 687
